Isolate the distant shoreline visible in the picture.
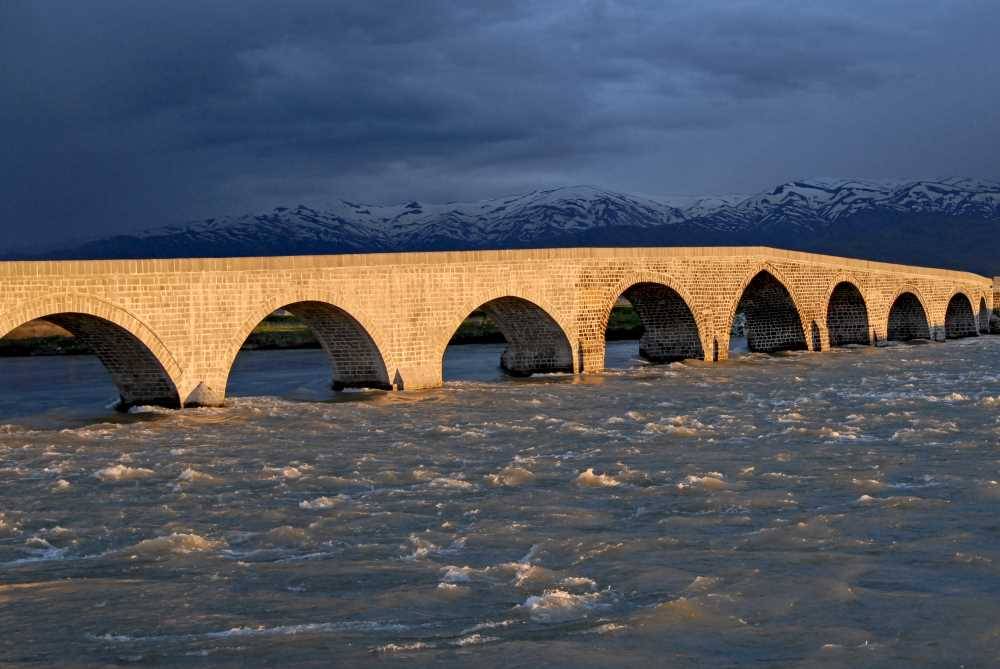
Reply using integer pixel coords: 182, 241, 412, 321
0, 307, 646, 357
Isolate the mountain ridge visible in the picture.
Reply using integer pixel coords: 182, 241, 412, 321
15, 178, 1000, 275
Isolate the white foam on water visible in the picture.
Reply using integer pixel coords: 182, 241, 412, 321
375, 641, 432, 653
436, 582, 469, 595
124, 532, 224, 557
685, 576, 722, 592
521, 589, 608, 623
92, 619, 414, 644
484, 466, 535, 487
440, 565, 475, 583
8, 537, 68, 565
127, 405, 176, 415
451, 633, 499, 646
930, 392, 970, 402
559, 576, 598, 590
299, 495, 348, 510
175, 468, 221, 487
510, 563, 559, 588
585, 621, 628, 635
856, 494, 948, 509
402, 534, 466, 561
93, 464, 155, 482
677, 473, 727, 492
460, 619, 516, 635
427, 477, 475, 491
575, 468, 620, 487
410, 466, 438, 481
851, 478, 885, 492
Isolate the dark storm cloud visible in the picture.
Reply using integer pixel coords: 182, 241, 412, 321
2, 0, 999, 247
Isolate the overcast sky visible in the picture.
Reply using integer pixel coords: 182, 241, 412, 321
2, 0, 998, 248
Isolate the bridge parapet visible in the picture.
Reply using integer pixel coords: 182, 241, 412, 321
0, 247, 991, 408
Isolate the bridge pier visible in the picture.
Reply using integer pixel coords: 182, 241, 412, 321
807, 320, 826, 352
183, 381, 227, 408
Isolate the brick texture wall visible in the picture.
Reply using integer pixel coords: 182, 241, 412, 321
0, 247, 991, 407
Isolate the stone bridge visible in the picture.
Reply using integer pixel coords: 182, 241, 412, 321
0, 247, 992, 409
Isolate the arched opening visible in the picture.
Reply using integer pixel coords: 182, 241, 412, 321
0, 314, 180, 413
443, 297, 573, 381
944, 293, 977, 339
826, 282, 870, 347
887, 292, 931, 341
980, 297, 991, 335
730, 271, 807, 354
603, 282, 702, 368
226, 301, 390, 399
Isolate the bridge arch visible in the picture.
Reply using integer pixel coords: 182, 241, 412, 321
824, 279, 871, 347
224, 296, 392, 394
944, 292, 978, 339
886, 287, 932, 341
979, 296, 991, 334
727, 265, 809, 353
600, 274, 705, 364
440, 294, 574, 377
0, 294, 183, 409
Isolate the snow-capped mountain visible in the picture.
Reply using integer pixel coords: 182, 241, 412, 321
24, 178, 1000, 274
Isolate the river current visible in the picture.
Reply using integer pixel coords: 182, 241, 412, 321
2, 338, 1000, 667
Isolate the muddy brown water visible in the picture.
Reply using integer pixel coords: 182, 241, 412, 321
1, 339, 999, 667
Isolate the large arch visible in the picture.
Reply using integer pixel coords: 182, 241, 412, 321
979, 297, 991, 334
443, 296, 573, 376
0, 295, 182, 409
825, 281, 871, 347
603, 281, 704, 363
944, 292, 977, 339
729, 269, 808, 353
886, 290, 931, 341
225, 299, 391, 394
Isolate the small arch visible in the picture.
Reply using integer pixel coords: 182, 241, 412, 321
887, 292, 931, 341
979, 297, 991, 334
945, 293, 977, 339
826, 281, 870, 347
444, 296, 573, 377
730, 270, 807, 353
604, 282, 703, 364
228, 301, 391, 395
1, 312, 181, 410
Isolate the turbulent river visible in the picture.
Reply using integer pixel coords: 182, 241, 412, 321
2, 338, 1000, 667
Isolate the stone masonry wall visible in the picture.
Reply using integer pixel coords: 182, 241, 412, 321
621, 283, 703, 362
0, 248, 991, 407
887, 292, 932, 341
944, 294, 977, 339
826, 282, 871, 346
